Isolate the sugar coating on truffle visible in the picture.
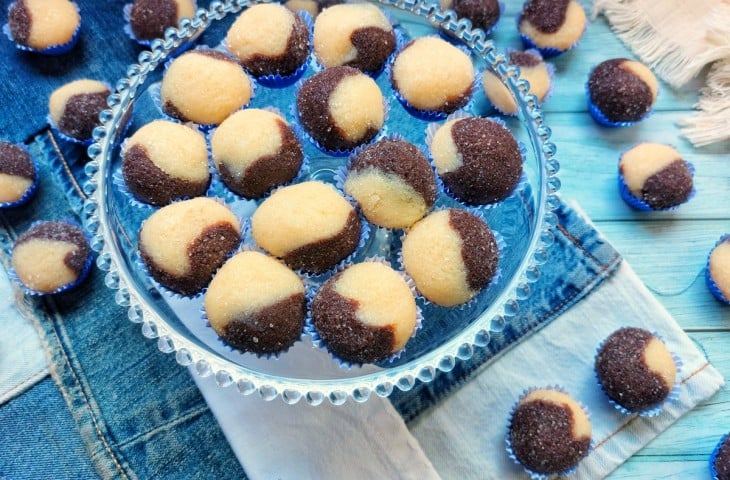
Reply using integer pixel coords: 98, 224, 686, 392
510, 389, 591, 475
205, 251, 305, 354
715, 436, 730, 480
297, 66, 385, 152
8, 0, 80, 50
312, 261, 417, 363
440, 0, 501, 34
402, 209, 498, 307
122, 120, 210, 205
139, 197, 241, 295
313, 4, 395, 74
518, 0, 586, 51
430, 117, 522, 205
391, 37, 474, 113
251, 181, 360, 273
344, 138, 436, 229
483, 50, 551, 114
0, 142, 35, 204
284, 0, 342, 17
49, 79, 110, 141
211, 109, 303, 199
226, 4, 310, 77
589, 59, 658, 123
595, 327, 676, 412
12, 221, 91, 294
129, 0, 195, 41
161, 50, 252, 125
709, 239, 730, 301
619, 143, 693, 209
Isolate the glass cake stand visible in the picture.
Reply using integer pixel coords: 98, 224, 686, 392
84, 0, 561, 405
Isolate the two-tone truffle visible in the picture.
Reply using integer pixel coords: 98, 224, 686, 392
402, 209, 498, 307
129, 0, 195, 42
8, 0, 80, 52
430, 116, 522, 205
0, 142, 37, 207
439, 0, 501, 35
482, 50, 552, 114
251, 181, 361, 273
205, 251, 306, 355
311, 261, 417, 364
138, 197, 241, 295
619, 143, 693, 210
509, 388, 591, 475
588, 58, 658, 125
708, 236, 730, 304
12, 221, 92, 294
595, 327, 677, 413
713, 435, 730, 480
391, 37, 474, 115
225, 4, 310, 78
518, 0, 586, 55
296, 66, 385, 152
49, 79, 110, 142
122, 120, 210, 206
344, 138, 436, 229
211, 109, 303, 199
161, 50, 252, 126
313, 4, 396, 74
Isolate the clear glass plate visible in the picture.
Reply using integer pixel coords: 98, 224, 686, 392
84, 0, 561, 405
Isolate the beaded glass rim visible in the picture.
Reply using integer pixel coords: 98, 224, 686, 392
83, 0, 562, 406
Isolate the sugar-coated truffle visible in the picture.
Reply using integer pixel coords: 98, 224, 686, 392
619, 143, 693, 210
344, 138, 436, 229
211, 109, 303, 199
595, 327, 677, 413
138, 197, 241, 295
297, 66, 385, 152
0, 142, 36, 206
713, 435, 730, 480
122, 120, 210, 206
49, 79, 110, 141
313, 4, 395, 74
482, 50, 551, 114
709, 237, 730, 303
161, 50, 252, 126
430, 116, 522, 205
226, 4, 310, 78
391, 37, 474, 114
12, 221, 91, 294
8, 0, 80, 51
518, 0, 586, 53
205, 251, 306, 354
129, 0, 195, 41
251, 181, 360, 273
588, 58, 658, 124
312, 261, 417, 364
439, 0, 501, 34
402, 209, 498, 307
509, 389, 591, 475
284, 0, 342, 18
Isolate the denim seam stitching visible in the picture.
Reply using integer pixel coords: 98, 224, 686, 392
117, 404, 211, 449
557, 223, 608, 267
47, 128, 88, 201
0, 367, 49, 400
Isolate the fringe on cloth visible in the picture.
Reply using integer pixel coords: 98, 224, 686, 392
679, 59, 730, 147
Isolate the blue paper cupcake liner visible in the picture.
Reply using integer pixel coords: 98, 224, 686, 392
711, 434, 730, 480
4, 2, 81, 55
9, 219, 94, 296
706, 234, 730, 305
438, 0, 504, 44
122, 2, 199, 53
516, 9, 585, 59
585, 79, 654, 128
0, 144, 39, 209
617, 158, 695, 211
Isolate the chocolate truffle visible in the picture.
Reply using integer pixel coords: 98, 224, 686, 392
402, 209, 498, 307
160, 50, 252, 126
12, 221, 91, 294
482, 50, 551, 114
344, 138, 436, 229
0, 142, 36, 206
313, 3, 396, 74
708, 237, 730, 303
391, 37, 474, 114
122, 120, 210, 206
8, 0, 80, 51
588, 58, 658, 124
595, 327, 677, 413
205, 251, 306, 355
129, 0, 195, 41
439, 0, 501, 34
297, 66, 385, 152
430, 116, 522, 205
619, 143, 693, 210
225, 4, 310, 78
211, 109, 303, 199
311, 261, 417, 364
284, 0, 342, 18
251, 181, 360, 273
138, 197, 241, 295
509, 389, 591, 475
713, 435, 730, 480
49, 79, 110, 141
518, 0, 586, 53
